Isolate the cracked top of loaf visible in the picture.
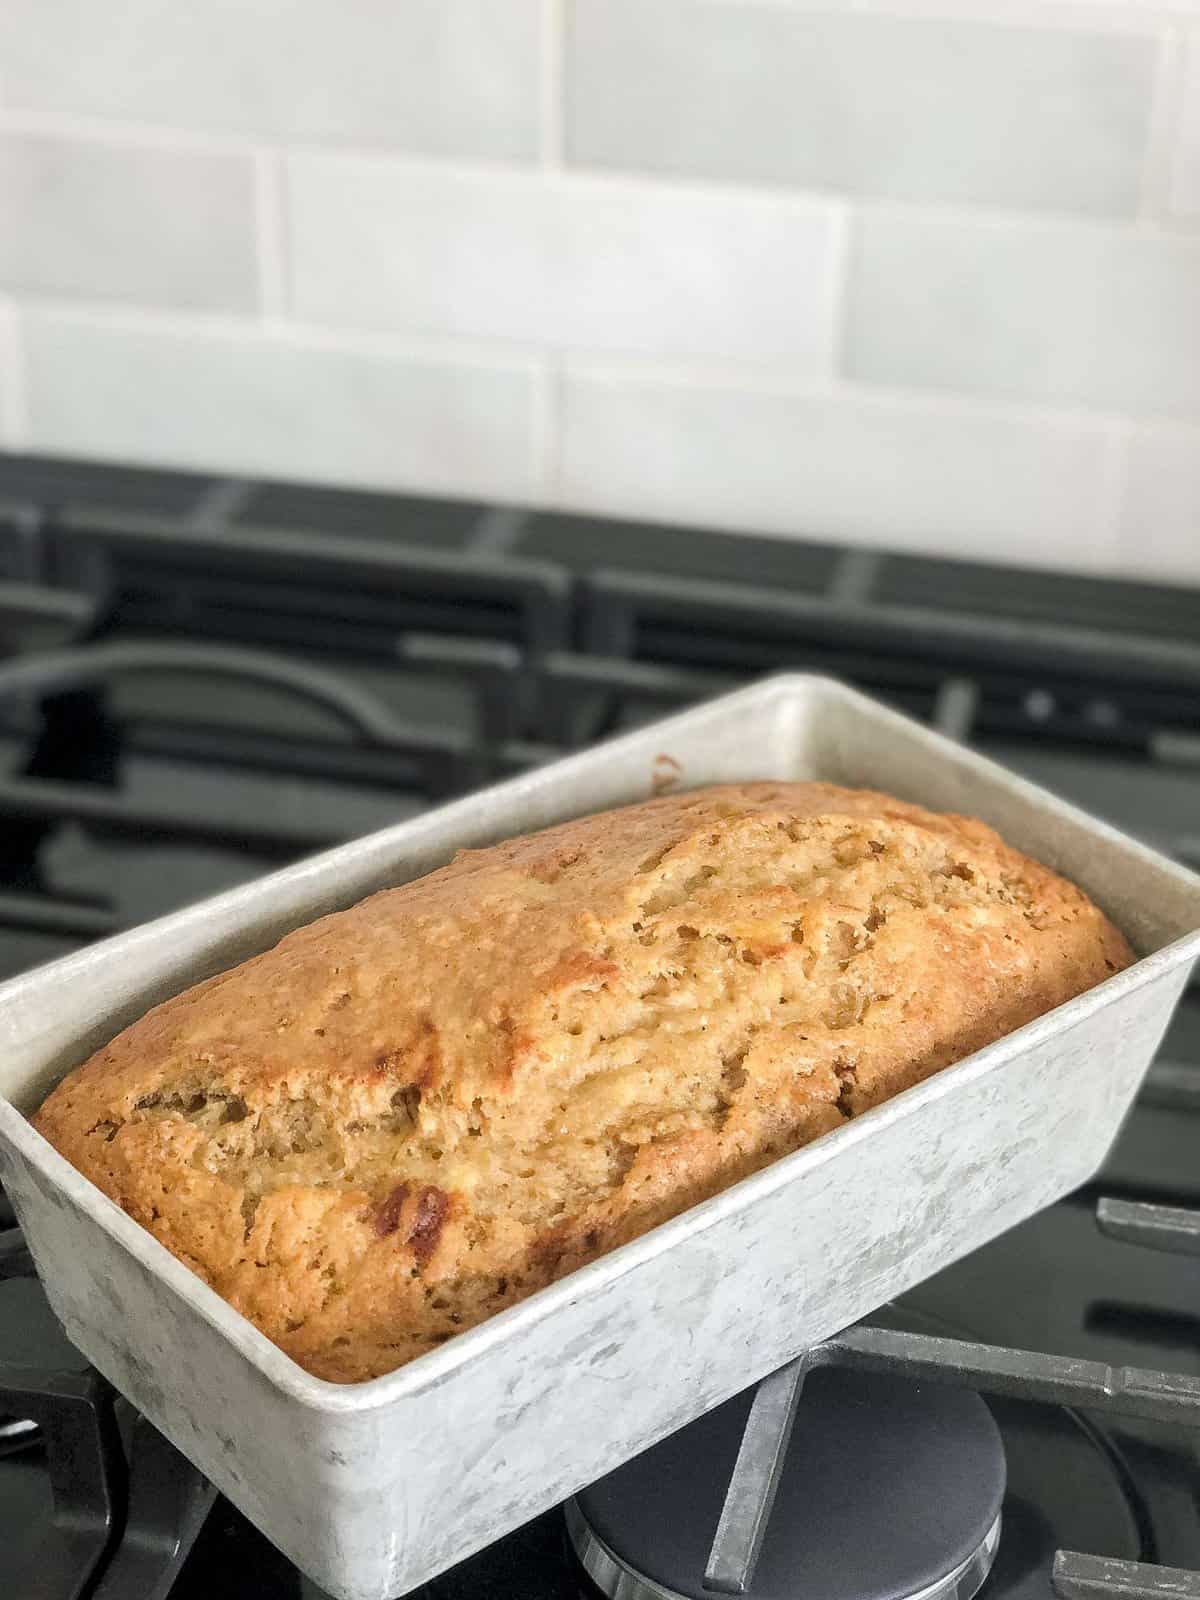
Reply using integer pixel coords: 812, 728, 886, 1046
33, 781, 1133, 1383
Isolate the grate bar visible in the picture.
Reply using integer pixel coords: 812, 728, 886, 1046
397, 632, 525, 746
90, 1413, 216, 1600
585, 568, 1200, 690
0, 638, 476, 795
0, 1363, 124, 1600
494, 738, 563, 776
117, 716, 467, 798
1054, 1552, 1200, 1600
0, 890, 118, 940
822, 1325, 1200, 1422
0, 774, 344, 856
1151, 733, 1200, 768
1141, 1061, 1200, 1113
467, 505, 528, 555
0, 583, 95, 631
0, 641, 426, 749
541, 650, 734, 700
704, 1358, 809, 1595
1096, 1197, 1200, 1257
0, 500, 48, 585
828, 549, 882, 605
54, 510, 572, 655
933, 677, 980, 742
704, 1324, 1200, 1594
538, 650, 736, 747
184, 477, 251, 531
0, 1225, 35, 1280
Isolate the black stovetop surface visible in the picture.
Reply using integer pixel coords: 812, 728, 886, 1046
0, 452, 1196, 1600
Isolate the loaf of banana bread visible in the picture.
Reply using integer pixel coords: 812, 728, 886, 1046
33, 782, 1132, 1382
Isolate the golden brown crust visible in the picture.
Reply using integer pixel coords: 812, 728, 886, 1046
33, 782, 1133, 1382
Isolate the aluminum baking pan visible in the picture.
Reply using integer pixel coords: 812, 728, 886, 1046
0, 675, 1197, 1600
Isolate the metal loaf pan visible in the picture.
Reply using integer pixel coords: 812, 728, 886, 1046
1, 676, 1198, 1600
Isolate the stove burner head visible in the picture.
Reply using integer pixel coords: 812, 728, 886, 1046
568, 1368, 1005, 1600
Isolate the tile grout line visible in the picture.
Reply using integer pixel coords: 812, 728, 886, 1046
0, 104, 263, 157
1162, 23, 1198, 218
4, 98, 1198, 242
728, 0, 1199, 32
547, 349, 1148, 433
1138, 21, 1186, 217
9, 292, 551, 375
16, 286, 1198, 451
0, 104, 553, 174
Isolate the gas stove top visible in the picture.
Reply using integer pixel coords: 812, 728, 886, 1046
0, 451, 1196, 1600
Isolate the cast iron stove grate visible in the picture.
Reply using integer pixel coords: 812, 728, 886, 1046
1, 1196, 1198, 1600
0, 454, 1195, 1599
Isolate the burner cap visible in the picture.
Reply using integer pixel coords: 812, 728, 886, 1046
569, 1368, 1005, 1600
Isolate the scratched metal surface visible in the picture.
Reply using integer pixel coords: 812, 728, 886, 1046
0, 676, 1197, 1600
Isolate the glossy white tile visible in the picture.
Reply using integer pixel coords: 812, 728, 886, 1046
288, 157, 841, 366
1168, 31, 1200, 217
0, 0, 541, 158
0, 131, 257, 312
560, 365, 1121, 571
1118, 422, 1200, 581
21, 311, 540, 500
567, 0, 1156, 215
845, 209, 1200, 417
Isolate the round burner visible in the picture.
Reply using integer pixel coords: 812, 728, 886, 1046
569, 1368, 1005, 1600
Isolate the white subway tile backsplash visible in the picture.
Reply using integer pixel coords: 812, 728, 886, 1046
559, 366, 1120, 571
288, 158, 841, 366
567, 0, 1156, 216
0, 132, 257, 312
845, 210, 1200, 418
0, 0, 1191, 577
1169, 32, 1200, 216
0, 0, 540, 159
21, 311, 539, 501
1117, 423, 1200, 581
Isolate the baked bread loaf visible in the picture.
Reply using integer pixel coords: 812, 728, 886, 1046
34, 782, 1132, 1383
